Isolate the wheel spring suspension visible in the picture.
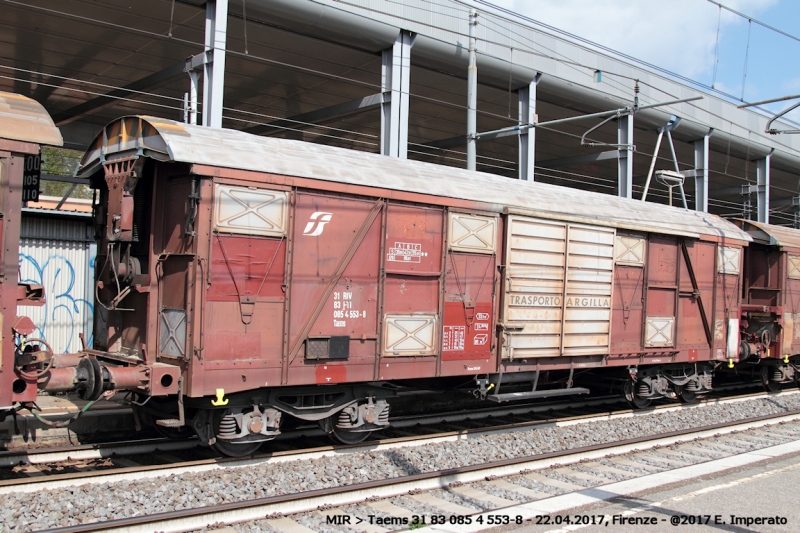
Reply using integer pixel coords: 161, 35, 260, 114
218, 414, 239, 438
773, 369, 784, 382
337, 410, 353, 427
685, 380, 700, 392
637, 383, 650, 396
378, 406, 389, 425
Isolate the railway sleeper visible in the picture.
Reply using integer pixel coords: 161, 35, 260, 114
626, 364, 714, 407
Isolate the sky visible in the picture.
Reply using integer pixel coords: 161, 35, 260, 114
487, 0, 800, 124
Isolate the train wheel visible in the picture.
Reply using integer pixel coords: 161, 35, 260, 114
319, 414, 372, 445
329, 426, 372, 445
674, 385, 699, 404
760, 366, 781, 393
623, 380, 651, 409
212, 439, 262, 457
210, 410, 263, 457
154, 424, 195, 440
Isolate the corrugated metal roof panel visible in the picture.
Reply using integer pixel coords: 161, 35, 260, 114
0, 91, 62, 146
736, 219, 800, 250
79, 116, 751, 242
21, 216, 93, 242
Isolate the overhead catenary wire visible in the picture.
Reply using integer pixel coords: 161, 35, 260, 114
706, 0, 800, 44
0, 74, 186, 114
712, 5, 722, 89
740, 19, 752, 101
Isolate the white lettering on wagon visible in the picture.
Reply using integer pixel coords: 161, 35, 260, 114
387, 242, 427, 263
332, 291, 366, 327
508, 295, 610, 308
443, 326, 465, 351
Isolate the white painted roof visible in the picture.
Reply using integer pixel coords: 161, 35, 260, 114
0, 91, 62, 147
79, 116, 751, 242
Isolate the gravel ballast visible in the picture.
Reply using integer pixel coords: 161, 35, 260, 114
4, 393, 800, 532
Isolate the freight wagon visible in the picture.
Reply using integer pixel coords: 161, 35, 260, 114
0, 91, 62, 408
40, 115, 754, 456
735, 220, 800, 391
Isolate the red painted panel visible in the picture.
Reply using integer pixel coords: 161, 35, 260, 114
648, 236, 678, 286
611, 265, 645, 350
287, 363, 374, 385
384, 205, 443, 274
646, 288, 675, 316
378, 359, 437, 380
442, 252, 495, 361
289, 193, 380, 351
202, 367, 282, 396
382, 204, 443, 317
384, 276, 439, 314
440, 358, 492, 376
208, 235, 285, 301
677, 240, 715, 349
678, 297, 706, 346
315, 363, 347, 384
204, 269, 284, 365
205, 330, 262, 361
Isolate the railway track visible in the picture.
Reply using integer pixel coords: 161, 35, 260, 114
28, 393, 800, 533
0, 390, 790, 491
0, 384, 766, 477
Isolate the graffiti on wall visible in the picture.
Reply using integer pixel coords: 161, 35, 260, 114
18, 251, 95, 353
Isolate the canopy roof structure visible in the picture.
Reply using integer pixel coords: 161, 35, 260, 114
3, 0, 799, 225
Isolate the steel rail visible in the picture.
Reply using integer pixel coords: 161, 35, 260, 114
3, 389, 794, 496
0, 394, 624, 466
0, 385, 773, 470
34, 408, 800, 533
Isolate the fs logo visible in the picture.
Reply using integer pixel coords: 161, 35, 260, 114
303, 212, 333, 236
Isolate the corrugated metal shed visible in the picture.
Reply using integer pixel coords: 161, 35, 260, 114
0, 91, 62, 146
79, 116, 752, 242
17, 216, 95, 353
737, 219, 800, 250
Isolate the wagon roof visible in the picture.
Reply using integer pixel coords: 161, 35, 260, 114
736, 219, 800, 249
78, 116, 750, 242
0, 91, 62, 147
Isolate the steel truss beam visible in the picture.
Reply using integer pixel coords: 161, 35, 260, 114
537, 150, 618, 168
244, 94, 383, 136
53, 54, 208, 127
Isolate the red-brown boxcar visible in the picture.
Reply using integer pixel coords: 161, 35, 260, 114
0, 91, 62, 408
735, 220, 800, 390
67, 116, 752, 455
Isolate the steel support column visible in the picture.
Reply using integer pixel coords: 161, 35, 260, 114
617, 114, 633, 198
518, 75, 540, 181
693, 129, 712, 213
186, 70, 200, 125
203, 0, 228, 128
757, 152, 772, 224
466, 9, 478, 171
381, 31, 414, 158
